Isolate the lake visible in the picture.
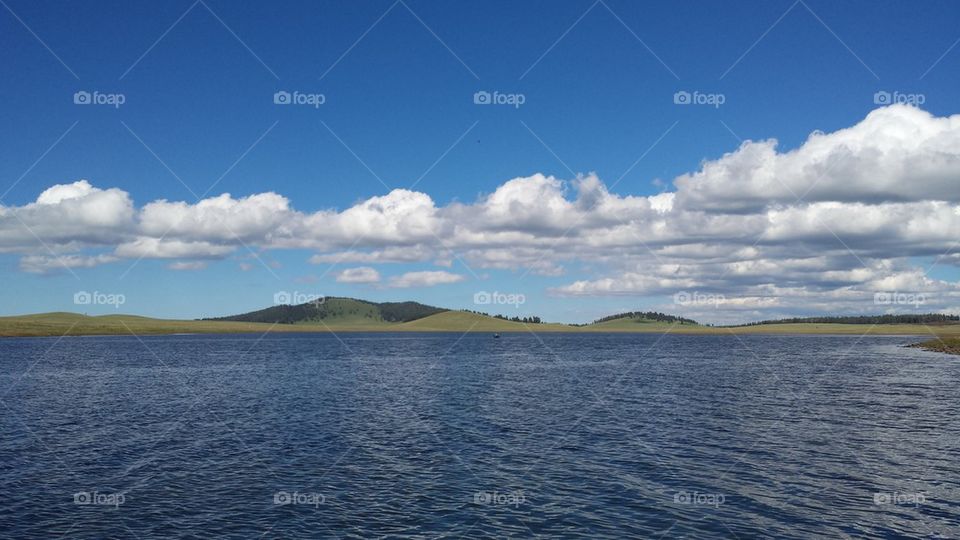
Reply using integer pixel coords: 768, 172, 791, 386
1, 333, 958, 538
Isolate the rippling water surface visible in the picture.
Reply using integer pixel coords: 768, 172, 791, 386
1, 333, 958, 538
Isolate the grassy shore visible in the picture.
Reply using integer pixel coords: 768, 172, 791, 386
909, 336, 960, 355
2, 312, 960, 352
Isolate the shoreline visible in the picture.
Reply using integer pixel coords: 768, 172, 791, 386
1, 328, 937, 337
2, 313, 959, 344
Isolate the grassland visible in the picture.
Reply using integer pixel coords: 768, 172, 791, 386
2, 311, 960, 355
0, 313, 299, 337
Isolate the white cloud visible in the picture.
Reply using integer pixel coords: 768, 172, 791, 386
139, 192, 292, 242
335, 266, 381, 283
386, 270, 465, 288
0, 180, 134, 252
35, 180, 99, 204
294, 189, 443, 249
674, 105, 960, 212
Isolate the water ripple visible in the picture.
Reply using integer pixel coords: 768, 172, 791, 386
0, 333, 957, 538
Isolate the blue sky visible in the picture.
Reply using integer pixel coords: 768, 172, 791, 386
2, 0, 960, 323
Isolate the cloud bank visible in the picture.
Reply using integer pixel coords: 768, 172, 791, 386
5, 105, 960, 319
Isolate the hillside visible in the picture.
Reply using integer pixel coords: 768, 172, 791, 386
587, 317, 696, 332
399, 311, 574, 332
207, 297, 446, 325
592, 311, 699, 325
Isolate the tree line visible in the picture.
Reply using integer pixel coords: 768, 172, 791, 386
735, 314, 960, 326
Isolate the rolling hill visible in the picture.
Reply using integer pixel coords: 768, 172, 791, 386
206, 297, 446, 325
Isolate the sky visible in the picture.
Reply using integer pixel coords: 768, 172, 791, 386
2, 0, 960, 324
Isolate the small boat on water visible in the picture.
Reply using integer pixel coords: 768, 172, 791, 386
493, 333, 501, 338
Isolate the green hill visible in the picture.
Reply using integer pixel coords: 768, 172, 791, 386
207, 297, 446, 325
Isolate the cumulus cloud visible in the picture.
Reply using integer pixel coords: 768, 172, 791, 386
291, 189, 444, 250
5, 106, 960, 319
674, 105, 960, 212
335, 266, 381, 284
139, 192, 292, 242
0, 180, 134, 252
386, 271, 465, 288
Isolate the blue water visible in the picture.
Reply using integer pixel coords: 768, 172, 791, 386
1, 333, 958, 538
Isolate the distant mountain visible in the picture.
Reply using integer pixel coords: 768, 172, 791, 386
206, 297, 447, 325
